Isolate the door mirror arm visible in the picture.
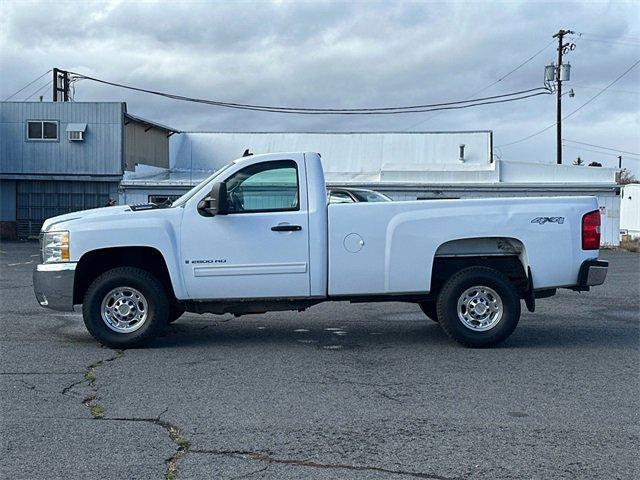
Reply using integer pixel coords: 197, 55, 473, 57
197, 182, 228, 217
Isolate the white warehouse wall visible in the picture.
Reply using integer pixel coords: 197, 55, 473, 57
620, 184, 640, 237
170, 131, 493, 175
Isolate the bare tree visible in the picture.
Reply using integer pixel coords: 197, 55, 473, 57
617, 168, 638, 185
573, 156, 584, 166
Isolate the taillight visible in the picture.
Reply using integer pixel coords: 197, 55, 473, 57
582, 210, 601, 250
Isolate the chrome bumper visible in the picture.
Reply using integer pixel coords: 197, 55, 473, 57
577, 259, 608, 287
33, 263, 77, 311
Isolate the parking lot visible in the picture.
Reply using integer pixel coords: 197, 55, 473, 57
1, 241, 638, 479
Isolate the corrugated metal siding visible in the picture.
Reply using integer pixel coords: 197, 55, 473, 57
171, 132, 493, 173
1, 179, 16, 221
124, 122, 169, 171
16, 180, 118, 237
0, 102, 123, 176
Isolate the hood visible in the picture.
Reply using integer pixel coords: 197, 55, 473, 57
41, 205, 133, 232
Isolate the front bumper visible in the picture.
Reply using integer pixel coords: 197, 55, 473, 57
577, 259, 608, 287
33, 263, 77, 311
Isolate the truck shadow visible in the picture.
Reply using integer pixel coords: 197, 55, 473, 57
154, 317, 449, 349
151, 315, 638, 350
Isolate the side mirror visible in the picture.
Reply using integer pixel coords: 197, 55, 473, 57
197, 182, 228, 216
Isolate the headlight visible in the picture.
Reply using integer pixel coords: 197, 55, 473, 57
42, 231, 70, 263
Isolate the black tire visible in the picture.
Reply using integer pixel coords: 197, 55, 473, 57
418, 301, 439, 322
168, 305, 185, 324
82, 267, 169, 348
436, 267, 520, 348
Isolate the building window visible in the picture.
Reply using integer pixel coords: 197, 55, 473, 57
26, 121, 58, 141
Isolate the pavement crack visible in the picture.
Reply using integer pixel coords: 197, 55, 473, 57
297, 376, 404, 389
98, 413, 190, 480
68, 350, 126, 417
0, 371, 84, 375
229, 464, 270, 479
376, 390, 404, 404
189, 450, 460, 479
67, 350, 191, 479
17, 379, 37, 390
0, 284, 34, 290
61, 378, 85, 396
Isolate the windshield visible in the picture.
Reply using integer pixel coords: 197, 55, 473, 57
170, 161, 235, 208
351, 190, 392, 202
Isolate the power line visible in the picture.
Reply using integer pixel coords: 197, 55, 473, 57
562, 59, 640, 120
2, 70, 52, 102
573, 32, 640, 47
406, 39, 556, 129
497, 58, 640, 147
563, 145, 640, 163
578, 32, 640, 42
65, 69, 550, 115
571, 83, 638, 95
576, 37, 640, 48
562, 139, 640, 156
562, 144, 623, 157
24, 80, 52, 101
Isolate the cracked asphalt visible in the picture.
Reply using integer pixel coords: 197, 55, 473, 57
1, 241, 638, 479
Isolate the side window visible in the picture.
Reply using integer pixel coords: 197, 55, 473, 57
329, 191, 354, 204
27, 121, 58, 141
225, 160, 299, 213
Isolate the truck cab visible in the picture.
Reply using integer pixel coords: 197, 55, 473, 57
34, 152, 608, 348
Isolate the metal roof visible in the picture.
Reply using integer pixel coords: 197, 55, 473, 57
124, 113, 179, 134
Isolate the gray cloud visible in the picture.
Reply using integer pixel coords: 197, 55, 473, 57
1, 0, 638, 172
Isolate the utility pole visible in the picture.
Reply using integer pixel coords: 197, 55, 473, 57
553, 29, 574, 164
52, 68, 70, 102
618, 155, 622, 169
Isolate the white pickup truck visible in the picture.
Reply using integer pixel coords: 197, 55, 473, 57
33, 152, 607, 348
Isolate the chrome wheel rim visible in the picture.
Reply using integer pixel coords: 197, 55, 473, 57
457, 285, 503, 332
101, 286, 148, 334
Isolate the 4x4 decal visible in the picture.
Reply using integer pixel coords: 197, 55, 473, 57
531, 216, 565, 225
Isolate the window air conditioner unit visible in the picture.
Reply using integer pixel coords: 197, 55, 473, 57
68, 130, 83, 141
66, 123, 87, 142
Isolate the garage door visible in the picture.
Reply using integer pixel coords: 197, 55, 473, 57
16, 180, 118, 238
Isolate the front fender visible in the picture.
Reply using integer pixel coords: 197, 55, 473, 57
67, 208, 188, 299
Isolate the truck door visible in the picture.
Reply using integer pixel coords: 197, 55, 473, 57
180, 158, 311, 300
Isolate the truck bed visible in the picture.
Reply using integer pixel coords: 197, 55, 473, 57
327, 196, 599, 296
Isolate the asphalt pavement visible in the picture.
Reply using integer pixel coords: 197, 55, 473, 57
1, 241, 638, 480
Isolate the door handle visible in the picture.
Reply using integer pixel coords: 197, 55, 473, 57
271, 225, 302, 232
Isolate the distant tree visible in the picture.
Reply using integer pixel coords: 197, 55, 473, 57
588, 162, 602, 167
617, 168, 638, 185
573, 156, 584, 166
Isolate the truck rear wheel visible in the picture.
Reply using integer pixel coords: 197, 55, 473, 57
168, 305, 185, 324
82, 267, 169, 348
436, 267, 520, 347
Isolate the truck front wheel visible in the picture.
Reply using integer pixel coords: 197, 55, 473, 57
436, 267, 520, 348
82, 267, 169, 348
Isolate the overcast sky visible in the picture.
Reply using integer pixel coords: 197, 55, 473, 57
1, 0, 639, 173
